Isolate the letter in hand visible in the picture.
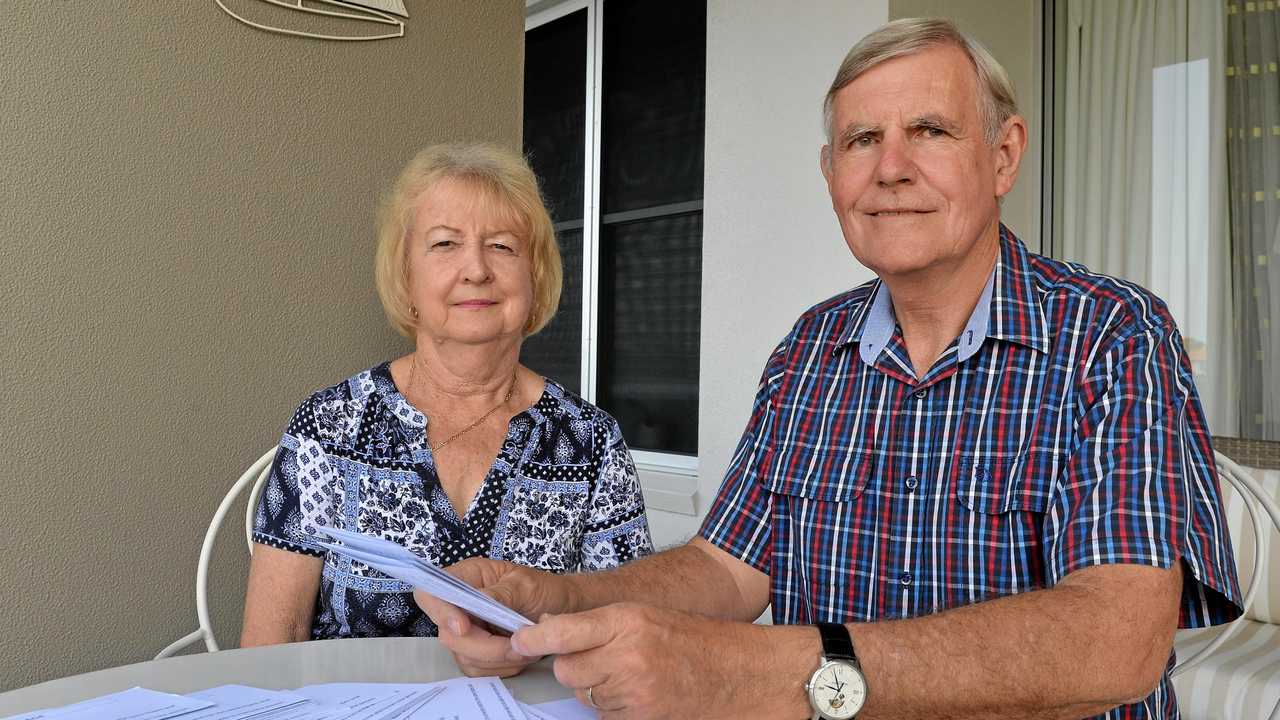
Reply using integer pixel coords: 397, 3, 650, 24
413, 557, 569, 679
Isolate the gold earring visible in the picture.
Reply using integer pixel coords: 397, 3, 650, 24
410, 306, 419, 320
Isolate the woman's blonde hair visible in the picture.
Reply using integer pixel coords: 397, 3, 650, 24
374, 143, 562, 338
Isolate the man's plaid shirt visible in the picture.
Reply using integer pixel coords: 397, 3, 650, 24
700, 228, 1241, 718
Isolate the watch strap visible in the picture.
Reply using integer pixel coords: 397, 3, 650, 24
816, 621, 856, 662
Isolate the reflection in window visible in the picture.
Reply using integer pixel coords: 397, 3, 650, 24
598, 213, 702, 455
522, 0, 706, 457
521, 10, 587, 393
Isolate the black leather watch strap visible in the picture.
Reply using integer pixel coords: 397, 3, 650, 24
816, 621, 856, 662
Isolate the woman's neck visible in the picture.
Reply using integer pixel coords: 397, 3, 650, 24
409, 337, 518, 402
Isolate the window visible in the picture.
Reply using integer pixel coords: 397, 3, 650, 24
1045, 0, 1279, 441
522, 0, 707, 467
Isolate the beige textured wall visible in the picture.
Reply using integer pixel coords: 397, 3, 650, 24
0, 0, 522, 691
888, 0, 1043, 251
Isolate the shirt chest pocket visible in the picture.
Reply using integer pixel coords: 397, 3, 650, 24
764, 448, 876, 504
955, 449, 1059, 514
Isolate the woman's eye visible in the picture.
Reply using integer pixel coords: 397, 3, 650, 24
488, 242, 515, 253
430, 240, 455, 249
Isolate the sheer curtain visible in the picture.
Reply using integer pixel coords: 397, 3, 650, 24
1058, 0, 1237, 434
1226, 2, 1280, 441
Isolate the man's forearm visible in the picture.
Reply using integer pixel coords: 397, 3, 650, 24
564, 541, 763, 621
847, 564, 1181, 719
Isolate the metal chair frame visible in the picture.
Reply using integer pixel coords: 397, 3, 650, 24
154, 448, 277, 660
1172, 451, 1280, 720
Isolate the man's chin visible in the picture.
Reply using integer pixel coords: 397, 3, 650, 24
845, 240, 943, 279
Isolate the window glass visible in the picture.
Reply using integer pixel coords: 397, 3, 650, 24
597, 214, 702, 455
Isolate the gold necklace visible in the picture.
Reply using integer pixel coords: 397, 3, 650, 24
411, 357, 518, 453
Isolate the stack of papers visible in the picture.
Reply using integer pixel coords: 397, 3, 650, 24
2, 680, 597, 720
2, 687, 215, 720
315, 527, 533, 634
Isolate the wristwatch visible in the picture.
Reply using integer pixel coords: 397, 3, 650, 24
805, 622, 868, 719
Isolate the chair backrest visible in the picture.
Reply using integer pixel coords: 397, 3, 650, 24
1219, 458, 1280, 624
154, 448, 277, 660
1173, 450, 1280, 676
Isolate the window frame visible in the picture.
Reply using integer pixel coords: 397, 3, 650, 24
525, 0, 703, 481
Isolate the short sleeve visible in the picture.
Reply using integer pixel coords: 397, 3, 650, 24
1042, 324, 1242, 628
579, 414, 654, 570
252, 394, 340, 557
698, 336, 789, 573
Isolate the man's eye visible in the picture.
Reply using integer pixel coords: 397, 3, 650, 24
850, 135, 875, 148
921, 126, 947, 138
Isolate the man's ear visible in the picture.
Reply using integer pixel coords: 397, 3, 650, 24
820, 145, 834, 185
993, 115, 1027, 199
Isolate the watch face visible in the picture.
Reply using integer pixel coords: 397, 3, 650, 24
808, 660, 867, 719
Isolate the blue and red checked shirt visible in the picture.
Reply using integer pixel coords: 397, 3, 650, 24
699, 228, 1241, 719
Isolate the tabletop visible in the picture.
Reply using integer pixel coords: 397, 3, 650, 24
0, 638, 571, 717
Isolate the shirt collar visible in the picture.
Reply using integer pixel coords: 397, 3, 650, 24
838, 226, 1050, 365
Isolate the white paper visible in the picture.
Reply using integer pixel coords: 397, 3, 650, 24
528, 699, 598, 720
181, 686, 321, 719
293, 678, 525, 720
1, 687, 215, 720
315, 527, 533, 634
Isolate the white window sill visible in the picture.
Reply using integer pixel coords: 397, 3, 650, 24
636, 463, 699, 516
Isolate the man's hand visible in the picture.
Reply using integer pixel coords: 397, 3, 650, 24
413, 557, 578, 678
510, 603, 814, 720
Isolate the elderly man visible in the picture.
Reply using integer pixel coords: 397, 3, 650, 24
417, 18, 1241, 720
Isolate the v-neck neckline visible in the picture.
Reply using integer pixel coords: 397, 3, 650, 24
372, 361, 557, 525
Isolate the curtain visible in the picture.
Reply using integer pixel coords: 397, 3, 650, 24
1226, 1, 1280, 441
1059, 0, 1237, 434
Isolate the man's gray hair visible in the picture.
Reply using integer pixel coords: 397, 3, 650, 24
823, 18, 1019, 145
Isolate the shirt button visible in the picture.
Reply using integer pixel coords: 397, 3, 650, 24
900, 571, 913, 585
905, 476, 919, 491
914, 388, 927, 399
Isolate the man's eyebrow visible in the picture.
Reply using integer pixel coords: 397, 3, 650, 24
836, 123, 878, 144
908, 113, 961, 131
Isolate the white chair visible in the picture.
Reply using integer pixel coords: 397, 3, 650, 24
1172, 450, 1280, 720
155, 448, 277, 659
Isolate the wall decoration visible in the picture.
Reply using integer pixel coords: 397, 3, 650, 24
215, 0, 408, 41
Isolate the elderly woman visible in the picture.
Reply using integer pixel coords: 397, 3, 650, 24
241, 143, 653, 644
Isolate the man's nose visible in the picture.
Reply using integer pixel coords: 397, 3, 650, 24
460, 242, 493, 283
874, 133, 918, 187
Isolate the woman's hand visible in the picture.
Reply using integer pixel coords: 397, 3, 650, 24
414, 557, 578, 677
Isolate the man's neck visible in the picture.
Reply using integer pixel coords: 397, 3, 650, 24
879, 232, 1001, 380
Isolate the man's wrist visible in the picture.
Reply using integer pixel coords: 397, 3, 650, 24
559, 571, 591, 614
741, 622, 826, 719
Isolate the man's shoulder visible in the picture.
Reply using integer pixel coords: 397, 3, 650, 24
790, 278, 880, 335
1023, 249, 1177, 340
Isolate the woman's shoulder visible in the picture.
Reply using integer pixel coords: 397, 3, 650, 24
284, 361, 400, 442
534, 377, 625, 442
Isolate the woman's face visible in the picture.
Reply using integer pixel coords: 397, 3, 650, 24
405, 177, 534, 348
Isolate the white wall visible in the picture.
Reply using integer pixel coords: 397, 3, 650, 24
644, 0, 890, 544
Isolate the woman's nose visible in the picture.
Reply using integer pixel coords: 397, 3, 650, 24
460, 242, 493, 283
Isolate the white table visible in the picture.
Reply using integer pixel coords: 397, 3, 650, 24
0, 638, 572, 717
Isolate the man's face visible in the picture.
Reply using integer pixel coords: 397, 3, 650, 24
821, 44, 1020, 279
